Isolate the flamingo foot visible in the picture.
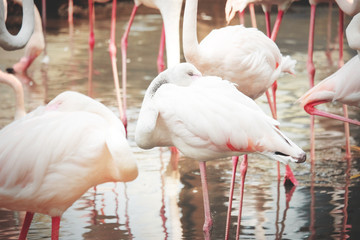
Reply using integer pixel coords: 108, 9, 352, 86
283, 164, 298, 187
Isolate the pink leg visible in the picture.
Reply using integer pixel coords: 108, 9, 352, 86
18, 212, 34, 240
198, 161, 213, 234
304, 101, 360, 126
235, 155, 248, 240
338, 9, 344, 68
68, 0, 73, 25
238, 10, 245, 25
157, 24, 166, 73
249, 4, 257, 28
225, 156, 239, 240
308, 5, 316, 88
270, 10, 284, 41
308, 5, 317, 160
51, 216, 61, 240
88, 0, 94, 97
170, 146, 179, 170
109, 0, 127, 129
120, 6, 138, 129
264, 11, 271, 38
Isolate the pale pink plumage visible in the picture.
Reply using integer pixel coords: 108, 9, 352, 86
0, 90, 138, 239
299, 55, 360, 108
135, 63, 306, 234
183, 0, 296, 100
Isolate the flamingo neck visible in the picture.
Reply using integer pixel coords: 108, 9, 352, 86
0, 0, 35, 50
183, 0, 201, 64
0, 71, 26, 119
158, 0, 182, 68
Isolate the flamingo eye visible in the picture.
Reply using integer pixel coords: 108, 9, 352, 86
188, 71, 194, 76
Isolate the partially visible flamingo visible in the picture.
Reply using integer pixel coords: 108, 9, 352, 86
0, 81, 138, 240
135, 63, 306, 236
9, 0, 45, 74
225, 0, 297, 40
299, 54, 360, 123
0, 0, 34, 50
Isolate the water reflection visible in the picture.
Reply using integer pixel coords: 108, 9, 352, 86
0, 0, 360, 239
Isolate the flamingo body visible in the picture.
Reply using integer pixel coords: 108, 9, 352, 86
136, 63, 306, 163
299, 55, 360, 108
183, 0, 296, 100
0, 91, 138, 217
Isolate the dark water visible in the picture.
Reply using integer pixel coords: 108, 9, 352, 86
0, 1, 360, 239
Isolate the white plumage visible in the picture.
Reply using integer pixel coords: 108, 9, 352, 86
0, 90, 138, 238
136, 63, 306, 163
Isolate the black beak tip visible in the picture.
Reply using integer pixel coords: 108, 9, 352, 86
296, 152, 307, 163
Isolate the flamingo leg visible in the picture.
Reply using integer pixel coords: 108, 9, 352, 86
109, 0, 127, 129
157, 24, 166, 73
51, 216, 61, 240
304, 101, 360, 126
270, 10, 284, 41
238, 10, 245, 25
337, 9, 351, 158
88, 0, 94, 98
198, 161, 213, 235
68, 0, 73, 25
225, 156, 239, 240
120, 5, 138, 128
248, 4, 257, 28
18, 212, 34, 240
235, 155, 248, 240
308, 5, 316, 88
264, 11, 271, 38
307, 4, 317, 160
170, 146, 179, 170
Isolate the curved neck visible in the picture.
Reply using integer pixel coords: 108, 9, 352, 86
0, 0, 35, 50
0, 71, 26, 119
183, 0, 201, 63
159, 0, 183, 68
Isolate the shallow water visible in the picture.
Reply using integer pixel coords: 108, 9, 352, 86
0, 1, 360, 239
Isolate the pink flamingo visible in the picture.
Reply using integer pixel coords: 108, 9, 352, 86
307, 0, 359, 159
135, 63, 306, 237
0, 75, 138, 240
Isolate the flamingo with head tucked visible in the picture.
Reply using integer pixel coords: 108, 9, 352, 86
135, 63, 306, 236
0, 77, 138, 240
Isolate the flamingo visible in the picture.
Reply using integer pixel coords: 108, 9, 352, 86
182, 0, 298, 233
8, 0, 45, 74
299, 54, 360, 123
0, 76, 138, 240
135, 63, 306, 236
0, 0, 34, 50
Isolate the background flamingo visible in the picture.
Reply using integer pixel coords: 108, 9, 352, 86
0, 0, 34, 50
135, 63, 306, 237
8, 0, 45, 74
0, 88, 138, 240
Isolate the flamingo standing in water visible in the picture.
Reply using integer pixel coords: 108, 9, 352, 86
182, 0, 297, 234
307, 0, 360, 159
135, 63, 306, 237
300, 13, 360, 126
0, 74, 138, 240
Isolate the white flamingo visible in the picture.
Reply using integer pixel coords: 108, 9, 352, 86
135, 63, 306, 236
0, 77, 138, 240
